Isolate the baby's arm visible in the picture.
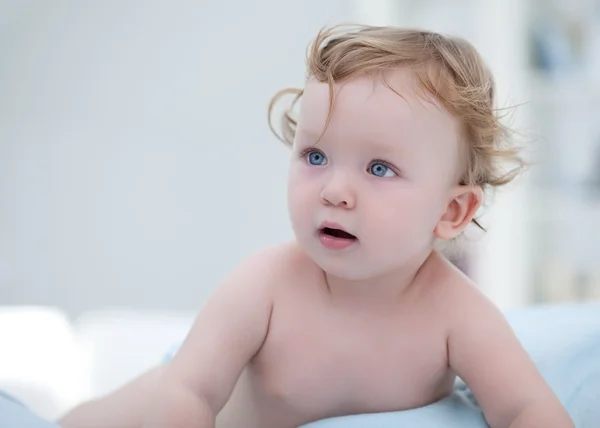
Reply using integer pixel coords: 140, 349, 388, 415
142, 247, 279, 428
447, 286, 574, 428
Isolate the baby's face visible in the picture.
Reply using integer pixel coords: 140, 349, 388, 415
287, 71, 464, 280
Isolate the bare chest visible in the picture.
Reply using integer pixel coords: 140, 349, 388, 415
244, 294, 454, 425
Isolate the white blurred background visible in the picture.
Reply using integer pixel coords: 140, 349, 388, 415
0, 0, 598, 420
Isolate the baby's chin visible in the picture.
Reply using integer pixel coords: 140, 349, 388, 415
301, 246, 384, 282
308, 246, 431, 287
320, 264, 374, 282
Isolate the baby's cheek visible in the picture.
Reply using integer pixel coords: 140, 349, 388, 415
287, 181, 317, 225
371, 193, 432, 236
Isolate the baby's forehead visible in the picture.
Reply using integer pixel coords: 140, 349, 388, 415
300, 73, 460, 153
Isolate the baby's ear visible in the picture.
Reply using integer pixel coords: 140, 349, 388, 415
434, 185, 483, 240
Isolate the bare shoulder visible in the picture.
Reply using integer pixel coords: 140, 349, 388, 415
422, 251, 499, 323
415, 252, 481, 310
412, 251, 509, 351
226, 241, 312, 292
242, 240, 311, 275
161, 242, 308, 409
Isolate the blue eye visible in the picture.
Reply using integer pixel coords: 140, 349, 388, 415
306, 150, 327, 166
369, 162, 396, 178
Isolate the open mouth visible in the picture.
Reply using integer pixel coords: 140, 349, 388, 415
320, 227, 357, 240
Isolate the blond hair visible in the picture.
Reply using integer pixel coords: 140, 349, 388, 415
268, 24, 526, 230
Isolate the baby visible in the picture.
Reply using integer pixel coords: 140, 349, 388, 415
59, 25, 573, 428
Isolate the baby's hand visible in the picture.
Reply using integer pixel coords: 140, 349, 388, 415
446, 286, 573, 428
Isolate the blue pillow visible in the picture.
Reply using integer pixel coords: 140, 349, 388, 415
302, 302, 600, 428
0, 391, 58, 428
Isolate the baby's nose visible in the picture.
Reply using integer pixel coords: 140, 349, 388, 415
320, 175, 356, 209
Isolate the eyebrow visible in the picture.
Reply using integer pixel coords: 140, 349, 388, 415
295, 128, 325, 144
365, 139, 407, 159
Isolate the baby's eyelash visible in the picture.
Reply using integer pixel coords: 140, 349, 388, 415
298, 147, 323, 158
369, 159, 401, 175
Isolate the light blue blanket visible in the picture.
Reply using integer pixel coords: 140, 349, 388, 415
0, 391, 57, 428
1, 302, 599, 427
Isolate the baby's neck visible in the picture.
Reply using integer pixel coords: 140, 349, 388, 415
323, 249, 437, 313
